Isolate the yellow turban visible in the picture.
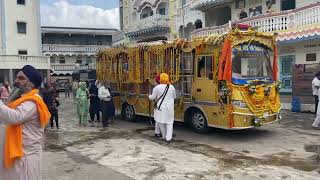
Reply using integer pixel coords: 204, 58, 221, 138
160, 73, 170, 84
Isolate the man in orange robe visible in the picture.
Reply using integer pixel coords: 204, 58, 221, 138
0, 65, 51, 180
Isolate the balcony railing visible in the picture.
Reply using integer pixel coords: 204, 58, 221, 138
0, 55, 50, 70
127, 14, 170, 33
112, 31, 124, 43
192, 2, 320, 38
42, 44, 111, 54
51, 64, 96, 72
192, 23, 230, 37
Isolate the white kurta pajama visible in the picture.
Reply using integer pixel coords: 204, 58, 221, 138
0, 100, 43, 180
313, 90, 320, 128
149, 84, 176, 141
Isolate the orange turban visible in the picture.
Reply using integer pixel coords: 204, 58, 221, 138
160, 73, 170, 84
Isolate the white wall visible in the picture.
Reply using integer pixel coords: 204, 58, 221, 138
295, 44, 320, 65
50, 55, 96, 65
0, 0, 4, 54
296, 0, 318, 8
4, 0, 41, 56
279, 39, 320, 64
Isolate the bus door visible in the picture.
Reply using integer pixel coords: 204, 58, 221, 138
193, 54, 217, 102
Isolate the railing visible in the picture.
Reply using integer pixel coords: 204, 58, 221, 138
51, 64, 96, 71
192, 23, 230, 37
112, 31, 124, 43
0, 55, 50, 69
42, 44, 110, 53
192, 2, 320, 38
127, 14, 170, 32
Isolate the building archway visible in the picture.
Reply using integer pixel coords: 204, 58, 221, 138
140, 6, 153, 19
156, 2, 167, 15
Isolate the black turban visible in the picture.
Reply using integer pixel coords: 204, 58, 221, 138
21, 65, 42, 88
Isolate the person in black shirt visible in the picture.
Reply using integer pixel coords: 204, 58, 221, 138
239, 10, 248, 19
42, 83, 60, 129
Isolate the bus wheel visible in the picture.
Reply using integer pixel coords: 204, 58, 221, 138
190, 110, 209, 133
122, 104, 135, 121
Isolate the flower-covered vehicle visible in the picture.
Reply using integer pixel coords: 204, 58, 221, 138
96, 24, 281, 133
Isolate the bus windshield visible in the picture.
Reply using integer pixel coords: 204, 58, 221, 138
232, 43, 273, 85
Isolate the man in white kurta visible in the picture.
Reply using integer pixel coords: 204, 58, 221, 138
312, 88, 320, 129
153, 75, 161, 138
0, 101, 43, 180
149, 73, 176, 142
312, 72, 320, 113
0, 65, 50, 180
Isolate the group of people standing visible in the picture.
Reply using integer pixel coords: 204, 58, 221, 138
41, 83, 60, 129
73, 80, 115, 128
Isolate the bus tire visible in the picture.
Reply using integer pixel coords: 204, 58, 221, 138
189, 110, 209, 134
122, 104, 136, 122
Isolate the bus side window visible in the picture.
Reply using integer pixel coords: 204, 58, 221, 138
198, 56, 213, 79
197, 56, 206, 77
206, 56, 213, 79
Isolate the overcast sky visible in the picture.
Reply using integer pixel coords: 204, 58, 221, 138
40, 0, 120, 29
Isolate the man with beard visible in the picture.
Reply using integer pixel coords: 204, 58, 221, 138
0, 65, 51, 180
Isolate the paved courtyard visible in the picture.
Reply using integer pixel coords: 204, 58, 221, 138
42, 96, 320, 180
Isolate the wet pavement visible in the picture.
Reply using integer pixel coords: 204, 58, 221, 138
42, 96, 320, 180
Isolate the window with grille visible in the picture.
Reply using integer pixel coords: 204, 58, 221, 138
50, 57, 56, 64
282, 59, 293, 75
86, 59, 92, 64
59, 56, 65, 64
235, 0, 246, 9
158, 8, 166, 15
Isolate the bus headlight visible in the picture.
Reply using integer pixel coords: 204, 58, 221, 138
232, 100, 248, 108
277, 113, 282, 120
253, 118, 262, 127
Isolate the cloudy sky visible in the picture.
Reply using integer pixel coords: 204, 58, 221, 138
40, 0, 119, 29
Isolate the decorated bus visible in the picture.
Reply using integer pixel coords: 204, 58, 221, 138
96, 24, 281, 132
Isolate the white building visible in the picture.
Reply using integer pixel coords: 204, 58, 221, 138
174, 0, 205, 40
42, 26, 117, 81
118, 0, 172, 44
0, 0, 50, 84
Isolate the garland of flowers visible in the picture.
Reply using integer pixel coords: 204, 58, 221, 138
239, 83, 281, 117
268, 86, 281, 113
175, 50, 181, 83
